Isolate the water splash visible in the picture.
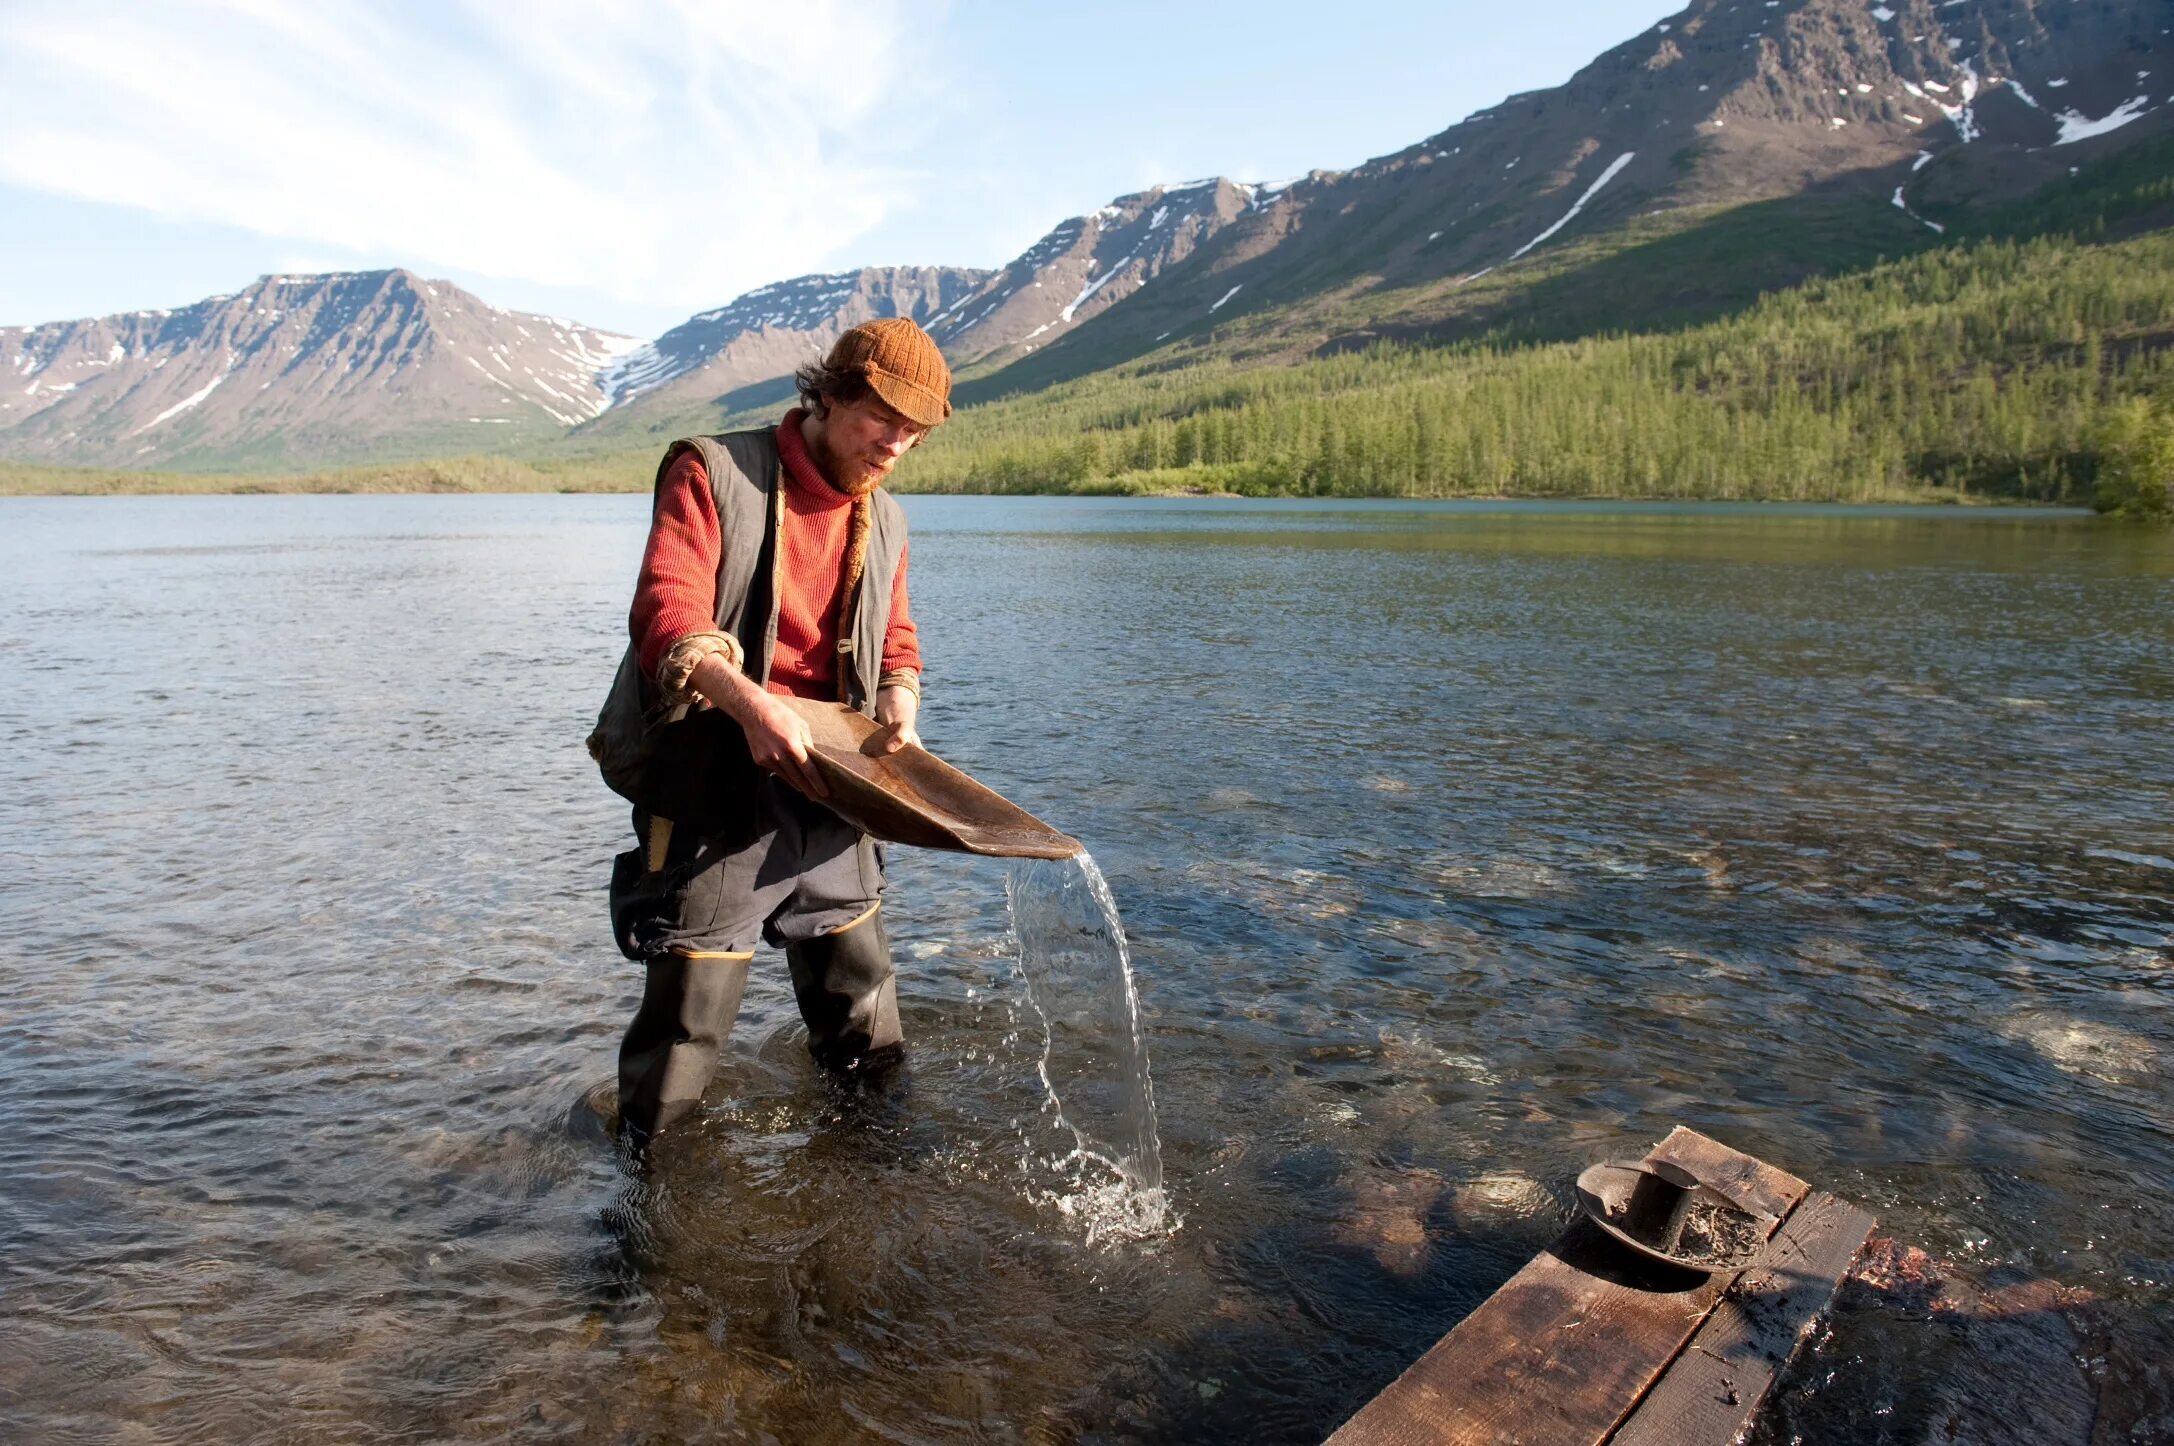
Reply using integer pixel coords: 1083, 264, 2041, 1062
1004, 852, 1175, 1245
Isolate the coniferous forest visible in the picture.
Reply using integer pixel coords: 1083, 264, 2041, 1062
895, 230, 2174, 511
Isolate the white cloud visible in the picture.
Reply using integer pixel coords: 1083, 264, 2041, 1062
0, 0, 941, 314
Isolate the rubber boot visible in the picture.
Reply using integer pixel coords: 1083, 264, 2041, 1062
785, 907, 904, 1073
616, 953, 750, 1145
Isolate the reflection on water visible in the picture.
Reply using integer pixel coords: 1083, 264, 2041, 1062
0, 495, 2169, 1442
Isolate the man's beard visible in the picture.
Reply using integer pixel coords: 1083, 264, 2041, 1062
808, 424, 887, 498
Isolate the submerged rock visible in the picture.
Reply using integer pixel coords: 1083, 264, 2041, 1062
1331, 1165, 1447, 1277
1998, 1011, 2158, 1084
1685, 848, 1731, 888
1179, 859, 1363, 922
1376, 1025, 1501, 1085
1422, 852, 1570, 899
1450, 1170, 1553, 1220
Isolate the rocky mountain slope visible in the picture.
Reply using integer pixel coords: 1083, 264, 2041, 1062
571, 186, 1255, 444
976, 0, 2172, 393
1, 0, 2166, 472
576, 183, 1255, 442
0, 270, 639, 469
590, 266, 989, 429
928, 178, 1258, 365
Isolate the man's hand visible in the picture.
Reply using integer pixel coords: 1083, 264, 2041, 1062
692, 652, 828, 798
873, 683, 921, 755
739, 691, 829, 797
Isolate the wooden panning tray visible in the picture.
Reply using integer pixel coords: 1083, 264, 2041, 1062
780, 698, 1083, 860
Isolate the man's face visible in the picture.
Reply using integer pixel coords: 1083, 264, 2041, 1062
810, 393, 929, 494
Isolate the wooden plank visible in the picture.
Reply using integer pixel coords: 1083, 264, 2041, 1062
1644, 1126, 1804, 1223
1606, 1192, 1876, 1446
1326, 1130, 1807, 1446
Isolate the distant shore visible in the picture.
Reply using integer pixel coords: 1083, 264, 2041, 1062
0, 456, 2085, 508
0, 455, 653, 497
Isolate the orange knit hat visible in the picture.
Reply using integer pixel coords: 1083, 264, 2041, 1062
826, 317, 952, 428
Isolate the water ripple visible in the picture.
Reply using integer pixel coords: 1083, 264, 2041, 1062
0, 495, 2168, 1441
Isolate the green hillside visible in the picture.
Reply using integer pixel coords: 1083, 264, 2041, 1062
893, 227, 2173, 506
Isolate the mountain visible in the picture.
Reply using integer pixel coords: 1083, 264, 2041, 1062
579, 267, 989, 442
969, 0, 2173, 393
576, 185, 1256, 443
572, 187, 1253, 444
0, 270, 639, 469
928, 178, 1259, 366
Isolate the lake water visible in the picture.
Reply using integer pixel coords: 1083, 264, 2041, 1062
1, 495, 2169, 1443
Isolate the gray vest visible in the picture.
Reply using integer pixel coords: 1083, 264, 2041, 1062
666, 428, 907, 705
587, 427, 908, 832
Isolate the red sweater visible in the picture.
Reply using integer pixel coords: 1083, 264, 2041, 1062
630, 412, 921, 698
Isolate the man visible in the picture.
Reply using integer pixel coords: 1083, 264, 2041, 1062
603, 317, 948, 1145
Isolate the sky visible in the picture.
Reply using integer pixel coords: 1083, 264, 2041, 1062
0, 0, 1676, 340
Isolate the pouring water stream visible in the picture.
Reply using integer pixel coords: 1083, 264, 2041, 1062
1003, 852, 1175, 1245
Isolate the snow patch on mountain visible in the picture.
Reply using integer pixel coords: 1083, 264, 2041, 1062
1509, 152, 1636, 261
1924, 62, 1982, 142
600, 343, 676, 405
1892, 186, 1944, 233
2055, 95, 2154, 144
1061, 247, 1142, 323
134, 357, 234, 434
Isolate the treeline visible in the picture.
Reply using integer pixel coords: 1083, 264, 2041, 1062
896, 231, 2174, 506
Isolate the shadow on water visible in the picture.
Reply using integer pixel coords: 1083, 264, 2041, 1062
1054, 1153, 1559, 1443
1753, 1242, 2174, 1446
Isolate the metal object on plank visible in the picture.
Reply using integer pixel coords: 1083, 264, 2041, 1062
779, 698, 1083, 860
1576, 1160, 1773, 1273
1623, 1160, 1702, 1250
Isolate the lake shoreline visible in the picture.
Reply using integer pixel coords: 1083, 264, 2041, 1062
0, 467, 2102, 511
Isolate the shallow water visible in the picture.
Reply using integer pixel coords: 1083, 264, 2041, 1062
1, 495, 2169, 1442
